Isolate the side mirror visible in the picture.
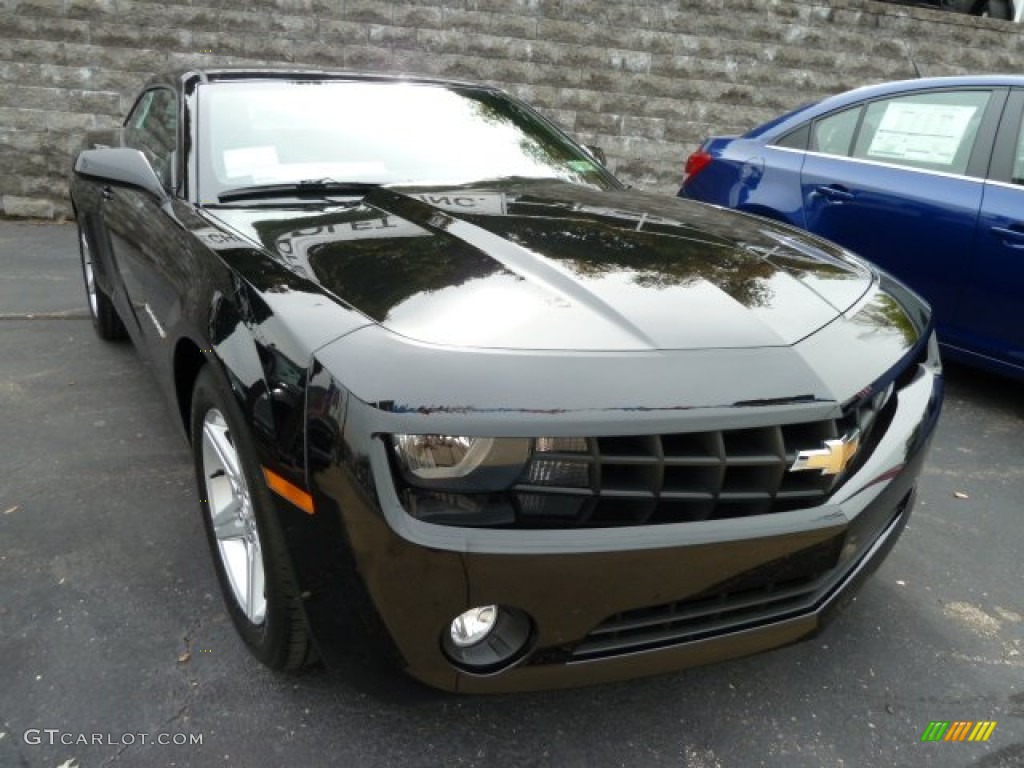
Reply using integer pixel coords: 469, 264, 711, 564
74, 148, 167, 200
584, 144, 607, 166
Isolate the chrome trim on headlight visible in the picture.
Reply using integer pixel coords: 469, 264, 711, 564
390, 434, 531, 492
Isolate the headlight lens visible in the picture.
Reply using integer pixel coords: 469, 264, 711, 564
391, 435, 531, 491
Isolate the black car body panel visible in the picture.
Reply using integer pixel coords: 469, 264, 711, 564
210, 181, 875, 352
69, 69, 943, 692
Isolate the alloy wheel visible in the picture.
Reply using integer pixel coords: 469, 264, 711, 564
201, 409, 267, 625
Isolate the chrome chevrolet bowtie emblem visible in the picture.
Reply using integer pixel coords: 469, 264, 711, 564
790, 429, 861, 476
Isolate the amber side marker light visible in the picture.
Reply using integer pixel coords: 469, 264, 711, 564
262, 467, 315, 515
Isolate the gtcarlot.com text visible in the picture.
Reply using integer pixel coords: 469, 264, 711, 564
23, 729, 203, 746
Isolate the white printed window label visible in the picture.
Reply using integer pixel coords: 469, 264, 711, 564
867, 103, 977, 166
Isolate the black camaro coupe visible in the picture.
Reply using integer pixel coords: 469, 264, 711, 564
70, 69, 943, 692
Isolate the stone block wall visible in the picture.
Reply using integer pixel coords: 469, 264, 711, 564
1, 0, 1021, 218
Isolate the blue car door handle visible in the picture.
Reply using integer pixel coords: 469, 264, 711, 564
812, 185, 855, 202
101, 186, 114, 201
990, 225, 1024, 249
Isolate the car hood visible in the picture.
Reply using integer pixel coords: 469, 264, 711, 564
209, 179, 873, 351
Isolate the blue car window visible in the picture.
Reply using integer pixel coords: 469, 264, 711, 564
811, 107, 862, 156
775, 123, 810, 150
851, 90, 991, 176
1013, 119, 1024, 184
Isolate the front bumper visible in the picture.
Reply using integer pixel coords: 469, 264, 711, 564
303, 360, 941, 693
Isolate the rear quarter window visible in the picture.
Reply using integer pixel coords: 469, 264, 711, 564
774, 124, 810, 150
810, 107, 862, 156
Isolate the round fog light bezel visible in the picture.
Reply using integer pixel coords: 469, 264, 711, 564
441, 605, 533, 673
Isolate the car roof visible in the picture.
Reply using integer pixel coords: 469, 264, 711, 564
747, 74, 1024, 139
148, 67, 494, 94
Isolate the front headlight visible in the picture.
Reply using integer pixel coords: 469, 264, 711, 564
391, 435, 531, 492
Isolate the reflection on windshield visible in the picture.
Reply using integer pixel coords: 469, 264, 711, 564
198, 81, 614, 198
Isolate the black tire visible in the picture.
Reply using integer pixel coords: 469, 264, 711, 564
77, 219, 127, 340
190, 365, 314, 671
975, 0, 1011, 18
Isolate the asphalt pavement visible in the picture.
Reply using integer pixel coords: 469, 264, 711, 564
1, 218, 1022, 768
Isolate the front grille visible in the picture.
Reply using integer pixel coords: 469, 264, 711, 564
570, 534, 846, 659
506, 392, 891, 528
397, 387, 894, 529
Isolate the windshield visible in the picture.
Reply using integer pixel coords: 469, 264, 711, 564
197, 79, 617, 200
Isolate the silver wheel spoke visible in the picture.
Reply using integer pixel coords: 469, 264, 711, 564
200, 407, 267, 626
211, 497, 245, 540
245, 537, 261, 622
203, 419, 242, 482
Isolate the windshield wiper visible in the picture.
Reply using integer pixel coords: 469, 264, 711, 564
217, 179, 381, 203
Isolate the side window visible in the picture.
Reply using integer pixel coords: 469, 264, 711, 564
1012, 118, 1024, 185
124, 89, 178, 191
775, 124, 810, 151
811, 107, 861, 156
851, 90, 991, 176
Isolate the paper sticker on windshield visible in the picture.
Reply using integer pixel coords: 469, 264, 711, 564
866, 103, 977, 166
223, 146, 279, 178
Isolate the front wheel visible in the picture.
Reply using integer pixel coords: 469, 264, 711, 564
190, 366, 314, 670
77, 220, 127, 340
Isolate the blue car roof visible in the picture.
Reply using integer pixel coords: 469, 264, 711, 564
745, 75, 1024, 140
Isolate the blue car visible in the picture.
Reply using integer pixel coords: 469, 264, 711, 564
680, 75, 1024, 380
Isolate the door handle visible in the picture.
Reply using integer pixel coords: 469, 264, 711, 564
990, 225, 1024, 248
812, 185, 855, 202
101, 186, 114, 201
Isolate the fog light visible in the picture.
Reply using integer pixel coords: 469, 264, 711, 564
442, 605, 533, 673
450, 605, 498, 647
